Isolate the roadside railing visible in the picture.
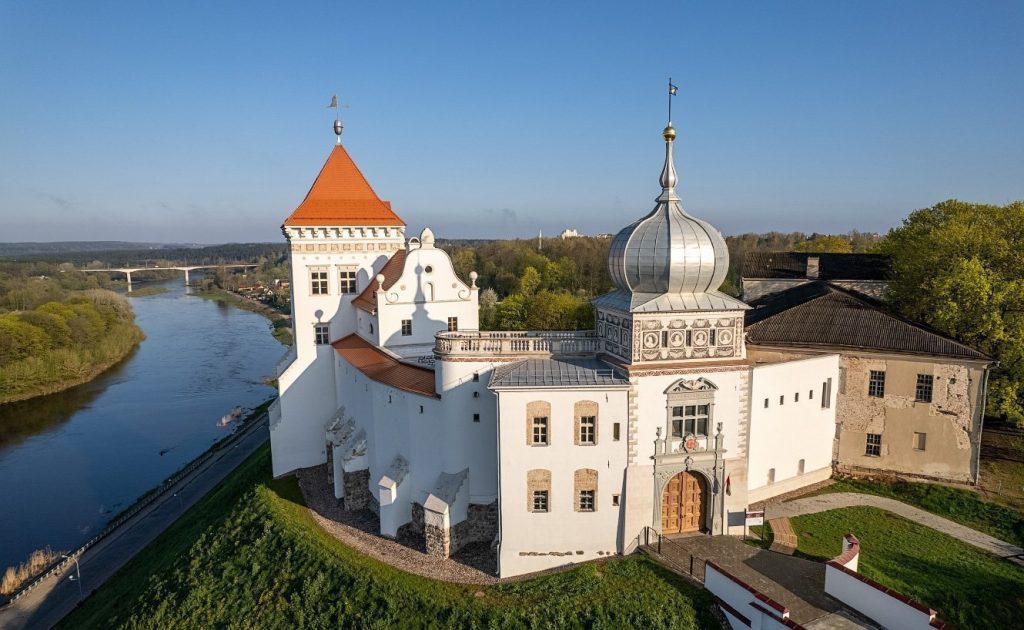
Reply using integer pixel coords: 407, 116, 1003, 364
0, 411, 269, 610
434, 330, 600, 358
639, 526, 707, 583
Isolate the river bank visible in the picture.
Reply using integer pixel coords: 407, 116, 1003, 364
193, 288, 292, 346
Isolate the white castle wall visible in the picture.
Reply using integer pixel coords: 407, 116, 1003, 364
495, 388, 629, 577
746, 354, 839, 503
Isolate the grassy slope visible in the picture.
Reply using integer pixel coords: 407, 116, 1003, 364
60, 445, 714, 629
811, 477, 1024, 547
790, 506, 1024, 629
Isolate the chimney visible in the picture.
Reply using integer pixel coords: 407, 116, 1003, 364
806, 256, 820, 279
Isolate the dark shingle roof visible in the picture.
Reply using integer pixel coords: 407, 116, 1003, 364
353, 249, 406, 313
489, 357, 629, 389
744, 282, 989, 361
742, 252, 890, 281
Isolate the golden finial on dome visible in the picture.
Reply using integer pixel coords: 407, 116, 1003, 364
663, 125, 677, 141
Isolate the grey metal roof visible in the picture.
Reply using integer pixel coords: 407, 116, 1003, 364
745, 282, 989, 361
606, 125, 730, 309
593, 289, 749, 313
489, 357, 630, 389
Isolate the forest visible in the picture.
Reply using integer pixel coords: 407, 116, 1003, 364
0, 263, 144, 403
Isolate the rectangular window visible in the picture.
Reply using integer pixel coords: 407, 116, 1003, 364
310, 269, 329, 295
686, 330, 692, 346
709, 328, 716, 346
865, 433, 882, 457
532, 490, 549, 513
779, 395, 785, 405
794, 392, 800, 402
338, 269, 357, 294
314, 324, 330, 345
915, 374, 934, 403
401, 319, 413, 336
671, 404, 709, 437
661, 330, 669, 347
764, 398, 769, 408
447, 317, 459, 332
914, 432, 927, 451
473, 413, 480, 423
611, 494, 620, 507
798, 458, 805, 475
532, 417, 549, 445
579, 416, 596, 445
579, 490, 595, 512
809, 389, 814, 400
822, 378, 832, 409
868, 370, 886, 398
767, 468, 775, 484
613, 422, 621, 441
472, 373, 480, 382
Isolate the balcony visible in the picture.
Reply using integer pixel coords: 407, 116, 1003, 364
433, 330, 600, 358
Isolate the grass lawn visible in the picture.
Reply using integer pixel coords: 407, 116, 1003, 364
59, 444, 715, 629
789, 506, 1024, 629
810, 476, 1024, 547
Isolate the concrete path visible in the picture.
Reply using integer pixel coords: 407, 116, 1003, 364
766, 492, 1024, 561
0, 418, 270, 630
654, 535, 873, 627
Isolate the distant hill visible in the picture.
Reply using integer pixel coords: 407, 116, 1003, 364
0, 242, 193, 256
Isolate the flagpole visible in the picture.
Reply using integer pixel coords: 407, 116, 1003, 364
668, 77, 672, 124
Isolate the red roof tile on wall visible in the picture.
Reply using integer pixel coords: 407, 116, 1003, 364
332, 334, 437, 398
283, 145, 405, 227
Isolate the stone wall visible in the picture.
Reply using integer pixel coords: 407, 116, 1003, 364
341, 469, 371, 511
424, 500, 499, 559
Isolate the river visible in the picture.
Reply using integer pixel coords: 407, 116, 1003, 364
0, 281, 285, 570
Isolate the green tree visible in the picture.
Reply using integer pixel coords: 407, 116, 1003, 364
793, 235, 854, 253
880, 199, 1024, 423
518, 266, 541, 296
0, 316, 49, 366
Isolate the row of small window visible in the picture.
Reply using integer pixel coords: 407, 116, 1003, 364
530, 416, 621, 445
864, 431, 927, 456
867, 371, 934, 402
310, 269, 359, 295
764, 379, 833, 409
314, 317, 460, 344
531, 490, 621, 513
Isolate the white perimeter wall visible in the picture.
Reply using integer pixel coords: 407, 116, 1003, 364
746, 354, 839, 503
496, 388, 629, 577
825, 562, 938, 629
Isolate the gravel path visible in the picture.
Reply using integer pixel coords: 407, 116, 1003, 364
296, 465, 498, 585
766, 492, 1024, 560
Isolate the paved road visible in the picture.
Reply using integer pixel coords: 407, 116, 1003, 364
766, 492, 1024, 560
0, 418, 270, 630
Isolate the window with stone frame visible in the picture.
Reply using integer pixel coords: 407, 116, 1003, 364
665, 378, 716, 439
526, 401, 551, 446
527, 469, 551, 512
574, 400, 598, 445
309, 268, 329, 295
338, 268, 358, 294
865, 433, 882, 457
868, 370, 886, 398
915, 374, 934, 403
574, 469, 598, 512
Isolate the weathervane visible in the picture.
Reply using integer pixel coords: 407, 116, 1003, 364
327, 94, 350, 144
667, 78, 678, 125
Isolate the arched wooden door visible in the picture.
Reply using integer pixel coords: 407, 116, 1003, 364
661, 471, 705, 534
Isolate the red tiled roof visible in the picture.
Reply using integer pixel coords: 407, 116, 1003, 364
352, 249, 407, 313
283, 145, 405, 227
332, 334, 437, 398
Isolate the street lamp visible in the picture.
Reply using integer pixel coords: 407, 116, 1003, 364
61, 554, 82, 599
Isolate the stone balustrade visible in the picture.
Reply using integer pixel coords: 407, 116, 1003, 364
433, 330, 600, 357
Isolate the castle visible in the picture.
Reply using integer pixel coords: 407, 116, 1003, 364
270, 119, 990, 577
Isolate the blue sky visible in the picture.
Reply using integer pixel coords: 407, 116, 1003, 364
1, 1, 1021, 243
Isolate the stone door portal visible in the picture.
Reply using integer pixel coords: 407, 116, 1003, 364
661, 471, 704, 534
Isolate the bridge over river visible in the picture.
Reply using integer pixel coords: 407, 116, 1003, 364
80, 264, 259, 291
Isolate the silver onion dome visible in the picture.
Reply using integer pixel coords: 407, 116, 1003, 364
607, 124, 729, 295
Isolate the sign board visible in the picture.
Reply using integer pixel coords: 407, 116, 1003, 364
745, 509, 765, 527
